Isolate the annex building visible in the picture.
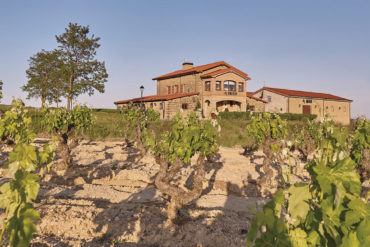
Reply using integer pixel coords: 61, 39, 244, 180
114, 61, 251, 119
251, 87, 352, 125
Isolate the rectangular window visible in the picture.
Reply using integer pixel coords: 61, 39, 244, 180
182, 103, 188, 110
160, 102, 163, 109
175, 85, 178, 93
180, 84, 183, 93
216, 81, 221, 90
205, 81, 211, 91
267, 96, 272, 102
306, 99, 312, 103
223, 81, 236, 91
168, 86, 171, 95
250, 105, 255, 111
238, 82, 244, 92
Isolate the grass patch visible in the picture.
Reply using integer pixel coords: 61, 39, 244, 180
0, 104, 354, 146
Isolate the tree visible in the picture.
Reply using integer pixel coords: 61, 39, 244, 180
22, 49, 66, 108
56, 23, 108, 110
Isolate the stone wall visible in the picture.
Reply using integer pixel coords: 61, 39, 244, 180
252, 89, 351, 125
289, 97, 351, 125
163, 95, 200, 119
246, 97, 265, 112
253, 90, 288, 113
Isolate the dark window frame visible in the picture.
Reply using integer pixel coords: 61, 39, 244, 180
238, 82, 244, 92
205, 81, 211, 91
216, 81, 221, 91
223, 80, 236, 91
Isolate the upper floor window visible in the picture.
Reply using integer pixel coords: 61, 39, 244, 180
216, 81, 221, 91
168, 86, 171, 95
205, 81, 211, 91
175, 85, 178, 93
267, 96, 272, 102
223, 80, 236, 91
238, 82, 244, 92
182, 103, 188, 110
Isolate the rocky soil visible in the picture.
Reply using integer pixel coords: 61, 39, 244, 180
1, 139, 311, 247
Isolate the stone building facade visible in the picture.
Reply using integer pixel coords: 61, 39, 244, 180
252, 87, 352, 125
114, 61, 251, 119
246, 92, 266, 112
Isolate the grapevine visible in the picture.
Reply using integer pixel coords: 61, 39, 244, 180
350, 117, 370, 180
245, 113, 294, 188
146, 112, 219, 224
121, 105, 159, 154
42, 105, 93, 169
0, 99, 54, 246
247, 118, 370, 246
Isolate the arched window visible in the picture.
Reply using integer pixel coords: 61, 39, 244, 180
223, 80, 236, 91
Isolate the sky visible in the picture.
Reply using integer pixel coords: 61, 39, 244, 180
0, 0, 369, 118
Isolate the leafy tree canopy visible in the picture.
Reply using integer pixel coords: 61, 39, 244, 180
22, 49, 66, 108
56, 22, 108, 109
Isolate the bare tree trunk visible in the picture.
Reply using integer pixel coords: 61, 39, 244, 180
41, 96, 46, 109
67, 75, 73, 110
67, 95, 72, 111
56, 91, 60, 108
155, 155, 206, 223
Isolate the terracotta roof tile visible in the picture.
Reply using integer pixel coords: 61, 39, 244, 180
246, 92, 267, 103
201, 68, 249, 79
114, 92, 199, 104
152, 61, 251, 80
254, 87, 352, 101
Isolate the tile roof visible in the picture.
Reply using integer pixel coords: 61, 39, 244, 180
246, 92, 267, 103
114, 92, 199, 104
254, 87, 352, 101
152, 61, 251, 80
200, 68, 249, 79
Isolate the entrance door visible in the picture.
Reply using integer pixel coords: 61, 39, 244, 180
302, 105, 311, 114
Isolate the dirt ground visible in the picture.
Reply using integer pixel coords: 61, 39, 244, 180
1, 139, 311, 247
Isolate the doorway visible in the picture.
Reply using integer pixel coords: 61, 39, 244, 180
302, 105, 311, 114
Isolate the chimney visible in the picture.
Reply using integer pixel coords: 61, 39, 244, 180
182, 61, 194, 70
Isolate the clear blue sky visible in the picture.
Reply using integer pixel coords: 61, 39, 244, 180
0, 0, 369, 118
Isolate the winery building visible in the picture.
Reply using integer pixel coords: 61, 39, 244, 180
251, 87, 352, 125
114, 61, 251, 119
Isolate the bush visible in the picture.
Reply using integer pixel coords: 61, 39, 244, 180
218, 111, 252, 120
218, 111, 316, 121
92, 108, 121, 114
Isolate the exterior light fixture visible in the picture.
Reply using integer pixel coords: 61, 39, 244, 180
140, 85, 144, 98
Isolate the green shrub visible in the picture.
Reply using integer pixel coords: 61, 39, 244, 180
218, 111, 316, 121
92, 108, 121, 114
